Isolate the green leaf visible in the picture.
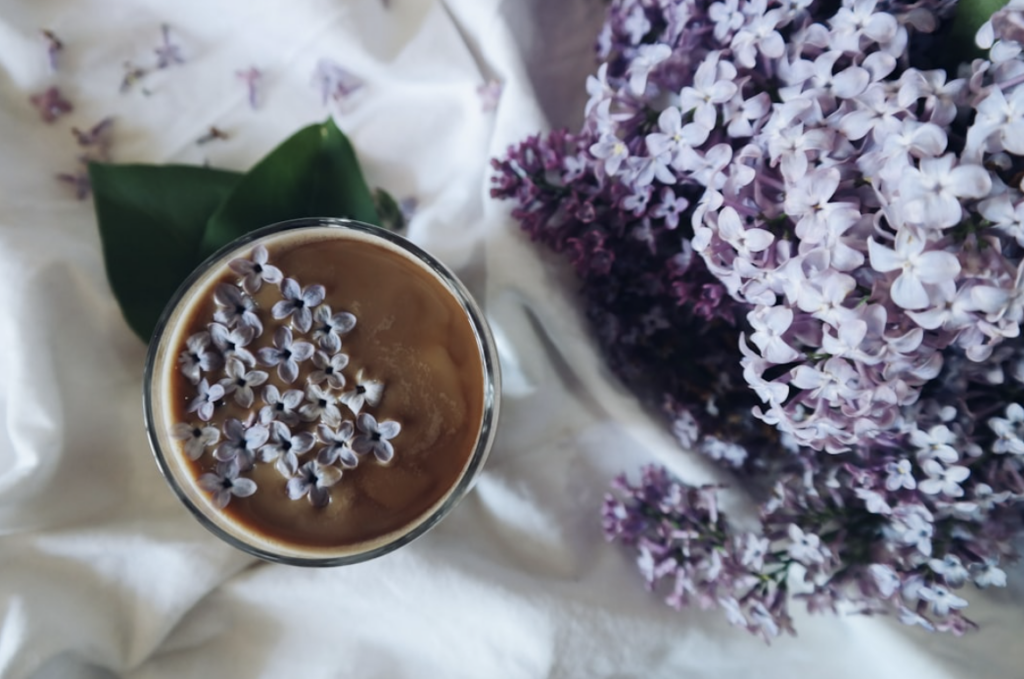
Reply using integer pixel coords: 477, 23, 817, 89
201, 118, 379, 258
949, 0, 1008, 64
90, 163, 243, 341
372, 187, 407, 232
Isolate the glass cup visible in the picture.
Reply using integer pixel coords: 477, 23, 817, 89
143, 217, 500, 566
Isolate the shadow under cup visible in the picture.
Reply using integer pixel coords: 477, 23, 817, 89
144, 218, 500, 566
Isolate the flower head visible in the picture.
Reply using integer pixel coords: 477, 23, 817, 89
300, 383, 342, 428
352, 413, 401, 463
170, 422, 220, 460
272, 278, 325, 333
218, 358, 269, 408
197, 462, 256, 509
311, 304, 356, 353
317, 421, 357, 468
213, 284, 262, 334
213, 417, 269, 470
178, 331, 223, 384
209, 322, 256, 366
259, 384, 304, 426
287, 460, 342, 508
236, 67, 263, 110
309, 350, 349, 390
312, 58, 363, 105
229, 244, 283, 294
187, 378, 224, 422
339, 370, 384, 415
30, 87, 72, 123
257, 326, 314, 383
154, 24, 185, 68
259, 421, 315, 477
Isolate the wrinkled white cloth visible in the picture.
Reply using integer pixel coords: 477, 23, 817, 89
1, 0, 1024, 677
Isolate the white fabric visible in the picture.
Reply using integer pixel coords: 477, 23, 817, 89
1, 0, 1023, 676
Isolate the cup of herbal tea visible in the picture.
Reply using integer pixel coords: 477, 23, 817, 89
143, 218, 500, 565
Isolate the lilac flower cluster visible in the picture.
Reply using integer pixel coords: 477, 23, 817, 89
171, 243, 400, 509
493, 0, 1024, 639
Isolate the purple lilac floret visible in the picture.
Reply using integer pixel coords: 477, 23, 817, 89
309, 350, 349, 389
178, 331, 223, 384
352, 413, 400, 463
236, 67, 263, 110
311, 304, 356, 353
339, 369, 384, 415
229, 244, 282, 294
257, 326, 314, 383
287, 460, 342, 508
41, 29, 62, 71
198, 461, 257, 509
493, 0, 1024, 638
300, 384, 342, 428
259, 384, 304, 426
317, 421, 358, 467
187, 378, 224, 422
72, 118, 115, 162
209, 322, 257, 366
312, 58, 364, 105
29, 87, 72, 123
213, 417, 269, 470
154, 24, 185, 68
170, 422, 221, 460
218, 358, 269, 408
57, 167, 91, 201
213, 283, 263, 334
272, 278, 325, 333
259, 421, 315, 477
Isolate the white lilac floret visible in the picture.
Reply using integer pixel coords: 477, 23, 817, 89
300, 384, 342, 428
339, 370, 384, 415
311, 304, 356, 353
197, 461, 257, 509
218, 358, 269, 408
259, 385, 304, 426
177, 331, 223, 384
170, 423, 220, 460
272, 278, 325, 333
209, 322, 257, 366
257, 326, 315, 383
259, 421, 315, 477
317, 422, 358, 468
187, 378, 224, 422
213, 417, 269, 470
309, 350, 349, 390
352, 413, 401, 464
213, 283, 263, 334
287, 460, 343, 508
229, 244, 282, 294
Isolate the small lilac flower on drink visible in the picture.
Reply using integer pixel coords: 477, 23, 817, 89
213, 284, 262, 334
312, 58, 363, 105
178, 331, 222, 384
218, 358, 269, 408
41, 29, 62, 71
197, 462, 257, 509
170, 422, 221, 460
154, 24, 185, 68
213, 417, 269, 470
187, 378, 225, 422
259, 421, 314, 477
272, 278, 325, 333
352, 413, 401, 463
300, 384, 342, 428
259, 384, 303, 426
209, 322, 256, 366
56, 167, 91, 200
339, 370, 384, 415
287, 460, 342, 508
317, 421, 357, 468
309, 350, 349, 390
311, 305, 357, 353
257, 326, 314, 383
229, 244, 282, 294
236, 67, 263, 110
29, 87, 72, 123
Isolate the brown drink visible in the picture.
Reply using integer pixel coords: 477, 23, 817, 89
144, 219, 499, 564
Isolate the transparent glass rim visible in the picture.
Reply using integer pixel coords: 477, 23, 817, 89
143, 217, 501, 567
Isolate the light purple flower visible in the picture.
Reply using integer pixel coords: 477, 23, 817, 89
867, 228, 961, 310
339, 370, 384, 415
918, 585, 968, 617
213, 418, 269, 470
218, 358, 269, 408
740, 534, 769, 570
312, 58, 363, 105
258, 326, 314, 383
170, 422, 220, 460
786, 524, 827, 565
869, 564, 900, 597
627, 43, 672, 96
928, 554, 969, 588
236, 67, 263, 110
311, 305, 356, 353
352, 413, 401, 463
300, 384, 342, 428
259, 385, 304, 426
309, 350, 349, 390
197, 462, 256, 509
898, 155, 992, 229
154, 24, 185, 68
272, 278, 325, 333
988, 403, 1024, 454
974, 561, 1008, 588
209, 322, 257, 366
229, 244, 283, 294
317, 421, 357, 468
590, 133, 630, 176
213, 284, 262, 334
30, 86, 72, 123
287, 460, 342, 508
259, 421, 315, 477
650, 188, 689, 229
187, 378, 224, 422
898, 606, 935, 631
885, 459, 916, 491
918, 460, 970, 497
178, 331, 223, 384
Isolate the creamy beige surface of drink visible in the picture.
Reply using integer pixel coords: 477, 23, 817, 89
155, 226, 486, 556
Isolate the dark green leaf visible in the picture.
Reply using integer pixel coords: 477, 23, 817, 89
90, 163, 243, 341
949, 0, 1008, 64
372, 187, 406, 232
201, 118, 379, 258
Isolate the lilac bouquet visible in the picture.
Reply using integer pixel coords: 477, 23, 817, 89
492, 0, 1024, 639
